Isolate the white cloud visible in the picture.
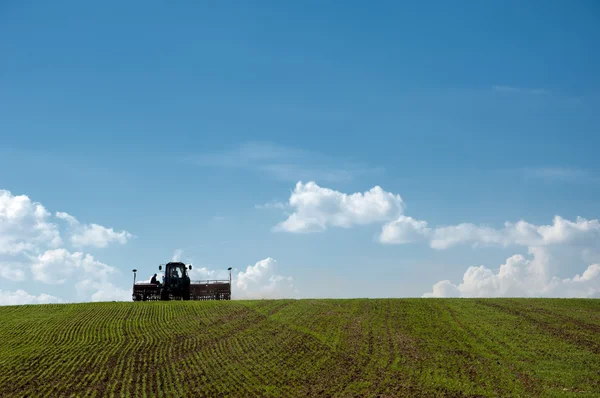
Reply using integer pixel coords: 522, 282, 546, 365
268, 182, 600, 298
430, 223, 506, 249
0, 189, 135, 303
379, 216, 431, 244
71, 223, 132, 248
0, 190, 61, 255
380, 215, 600, 250
234, 257, 296, 299
76, 279, 132, 302
431, 216, 600, 249
90, 285, 131, 302
0, 289, 63, 306
372, 195, 600, 298
56, 212, 133, 248
31, 248, 117, 284
56, 211, 78, 225
422, 280, 460, 298
271, 183, 599, 250
274, 181, 404, 233
423, 248, 600, 298
0, 265, 26, 281
395, 214, 600, 298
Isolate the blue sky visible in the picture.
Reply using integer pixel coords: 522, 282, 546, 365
1, 1, 599, 303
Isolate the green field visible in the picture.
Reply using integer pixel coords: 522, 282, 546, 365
0, 299, 599, 397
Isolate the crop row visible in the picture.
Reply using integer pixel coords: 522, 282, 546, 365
0, 299, 599, 397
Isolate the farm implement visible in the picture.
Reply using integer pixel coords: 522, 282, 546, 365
132, 262, 232, 301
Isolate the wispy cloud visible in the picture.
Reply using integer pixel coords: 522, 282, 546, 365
255, 200, 288, 210
523, 167, 599, 184
180, 142, 383, 183
493, 85, 550, 95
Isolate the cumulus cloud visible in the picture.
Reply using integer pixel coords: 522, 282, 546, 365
429, 223, 506, 249
418, 215, 600, 297
1, 189, 62, 284
0, 190, 61, 255
0, 289, 63, 306
75, 279, 132, 302
380, 215, 600, 250
71, 224, 133, 248
90, 286, 131, 302
423, 248, 600, 298
274, 181, 404, 233
0, 265, 26, 282
1, 188, 133, 303
268, 182, 600, 298
31, 248, 117, 284
379, 216, 432, 244
270, 183, 600, 250
56, 211, 133, 248
234, 257, 296, 299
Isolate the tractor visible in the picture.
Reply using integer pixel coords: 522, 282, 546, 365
132, 262, 232, 301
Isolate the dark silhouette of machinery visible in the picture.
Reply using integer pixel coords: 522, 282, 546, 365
132, 262, 232, 301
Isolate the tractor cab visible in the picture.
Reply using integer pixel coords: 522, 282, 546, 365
160, 262, 191, 300
162, 262, 189, 285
